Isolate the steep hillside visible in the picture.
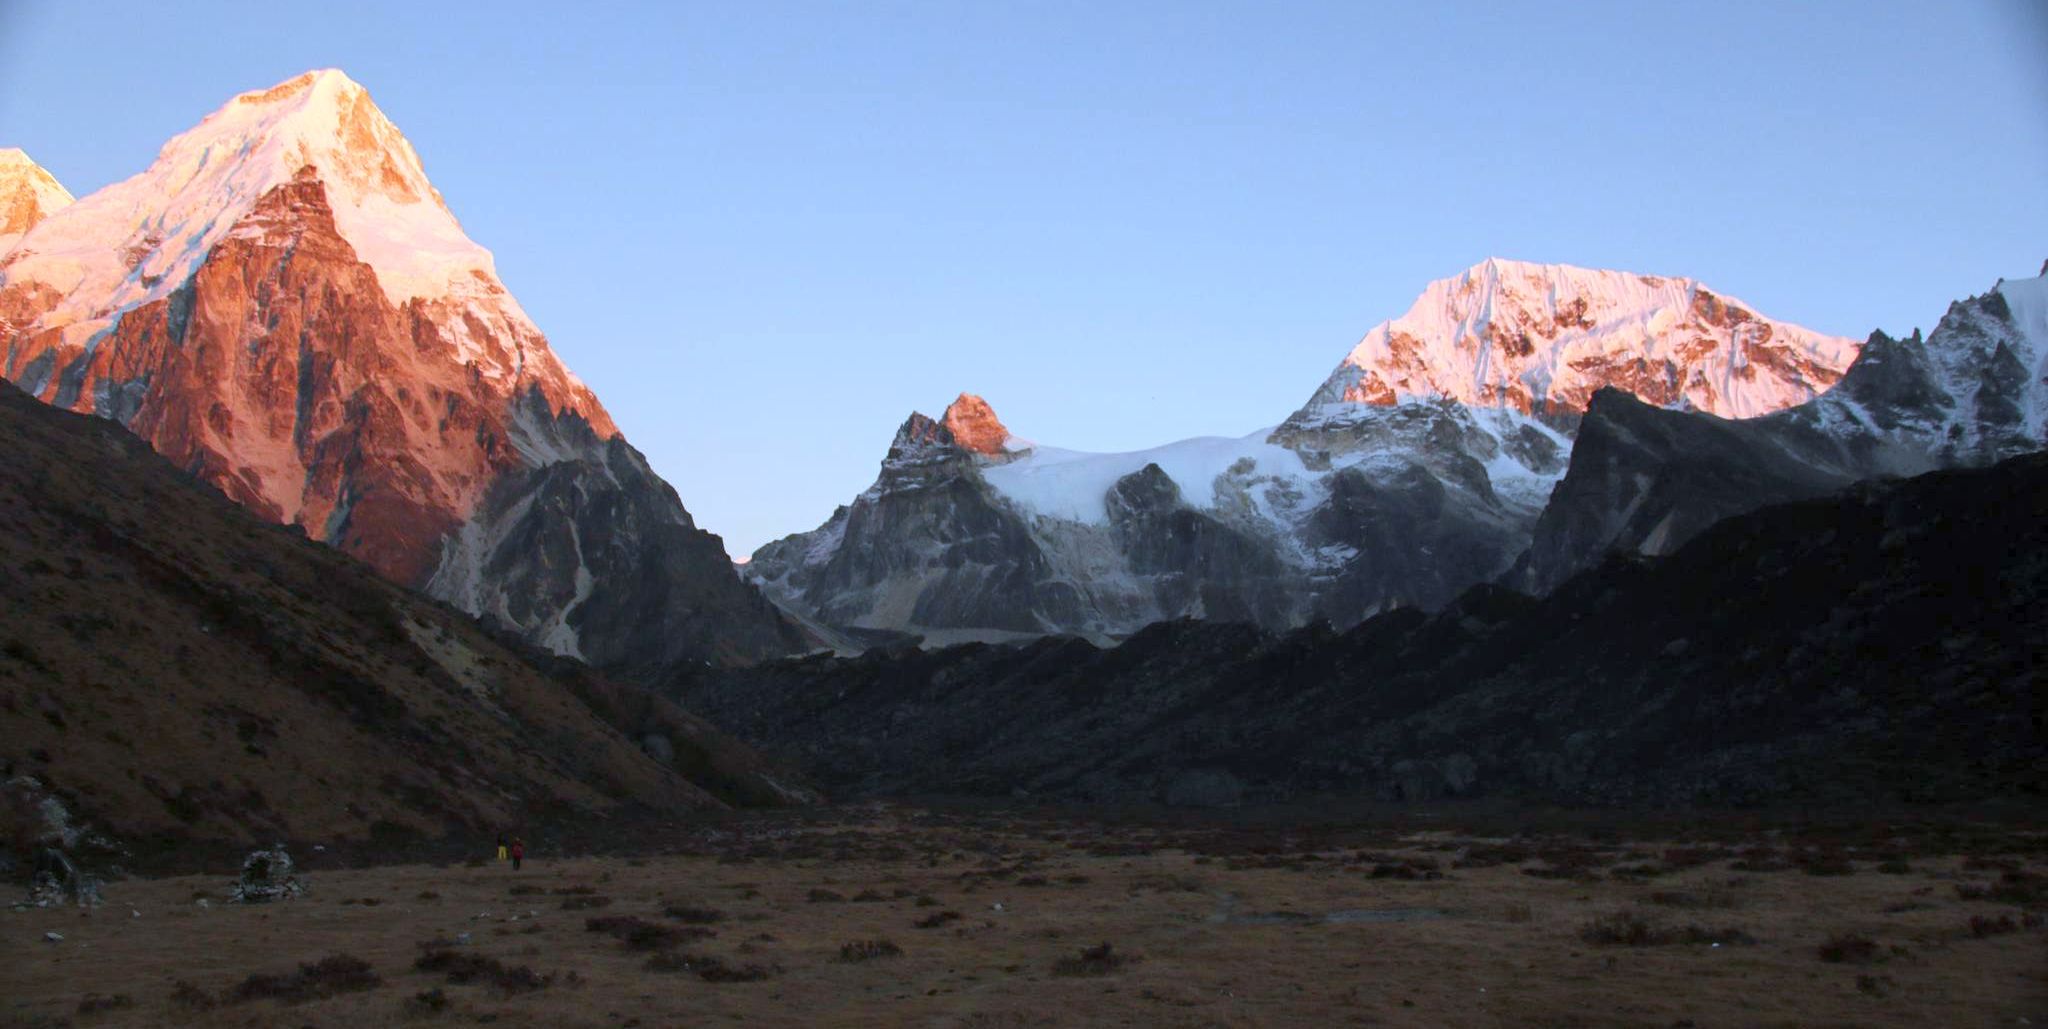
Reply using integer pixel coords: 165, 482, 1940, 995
684, 452, 2047, 808
0, 379, 811, 856
0, 70, 804, 667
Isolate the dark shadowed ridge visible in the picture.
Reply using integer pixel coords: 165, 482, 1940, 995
672, 453, 2048, 809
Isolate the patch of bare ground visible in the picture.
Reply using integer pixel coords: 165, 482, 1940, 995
3, 807, 2044, 1026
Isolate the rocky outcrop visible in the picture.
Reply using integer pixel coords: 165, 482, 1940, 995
0, 71, 796, 666
1518, 268, 2048, 592
940, 392, 1011, 456
228, 846, 305, 903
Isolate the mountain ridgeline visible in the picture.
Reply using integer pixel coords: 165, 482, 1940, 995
748, 260, 1890, 643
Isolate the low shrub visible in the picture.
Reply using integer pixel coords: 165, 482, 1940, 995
412, 950, 549, 993
169, 981, 216, 1011
228, 954, 381, 1004
1580, 911, 1754, 947
1817, 933, 1881, 963
1647, 889, 1738, 910
662, 904, 725, 924
585, 915, 707, 951
644, 952, 773, 982
76, 993, 133, 1014
405, 987, 449, 1015
1053, 942, 1132, 977
839, 939, 903, 962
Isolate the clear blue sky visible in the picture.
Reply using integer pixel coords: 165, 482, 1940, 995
3, 1, 2044, 555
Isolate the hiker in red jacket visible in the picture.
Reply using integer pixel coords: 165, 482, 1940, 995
509, 837, 525, 871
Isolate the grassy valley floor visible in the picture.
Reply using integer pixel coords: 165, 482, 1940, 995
3, 807, 2044, 1027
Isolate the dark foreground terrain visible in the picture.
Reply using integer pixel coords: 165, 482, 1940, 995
672, 453, 2048, 809
3, 806, 2044, 1027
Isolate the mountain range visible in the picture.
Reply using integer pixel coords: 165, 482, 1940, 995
2, 69, 2041, 819
746, 259, 1874, 643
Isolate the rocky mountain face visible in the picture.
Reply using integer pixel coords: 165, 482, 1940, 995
1519, 267, 2048, 592
0, 71, 803, 667
0, 378, 813, 854
749, 261, 1857, 643
677, 450, 2048, 808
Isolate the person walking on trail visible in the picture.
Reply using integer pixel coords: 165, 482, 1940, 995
510, 837, 525, 872
495, 833, 508, 863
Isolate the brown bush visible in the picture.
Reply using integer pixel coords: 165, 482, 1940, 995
585, 915, 706, 951
168, 981, 216, 1011
412, 950, 550, 993
405, 987, 449, 1015
1648, 889, 1738, 910
915, 910, 963, 929
76, 993, 134, 1014
1053, 942, 1132, 977
1817, 933, 1881, 963
644, 952, 774, 982
228, 954, 381, 1004
1580, 911, 1754, 947
662, 904, 725, 924
839, 939, 903, 962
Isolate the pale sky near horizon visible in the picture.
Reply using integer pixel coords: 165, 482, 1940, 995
3, 1, 2045, 555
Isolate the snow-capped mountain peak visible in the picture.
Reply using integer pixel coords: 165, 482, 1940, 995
1, 69, 587, 403
0, 148, 73, 254
0, 70, 799, 665
1293, 258, 1861, 425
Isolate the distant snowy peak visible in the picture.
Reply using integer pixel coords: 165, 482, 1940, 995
0, 149, 72, 254
1293, 258, 1861, 425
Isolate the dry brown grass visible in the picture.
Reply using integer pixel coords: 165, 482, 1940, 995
2, 813, 2045, 1026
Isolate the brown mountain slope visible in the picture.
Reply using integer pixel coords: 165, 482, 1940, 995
0, 379, 812, 855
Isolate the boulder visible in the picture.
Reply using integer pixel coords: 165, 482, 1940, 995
228, 846, 306, 903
